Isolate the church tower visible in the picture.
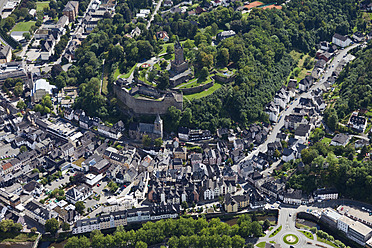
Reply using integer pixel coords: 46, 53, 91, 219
154, 114, 163, 138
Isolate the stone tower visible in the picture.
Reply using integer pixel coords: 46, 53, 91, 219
154, 114, 163, 138
173, 41, 185, 65
171, 40, 189, 73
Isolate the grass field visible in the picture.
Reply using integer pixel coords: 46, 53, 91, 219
183, 82, 222, 101
11, 21, 36, 32
36, 1, 50, 11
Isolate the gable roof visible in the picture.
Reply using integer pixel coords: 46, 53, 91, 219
331, 133, 349, 144
0, 45, 11, 59
333, 33, 348, 42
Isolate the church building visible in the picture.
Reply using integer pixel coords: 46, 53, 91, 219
128, 115, 163, 140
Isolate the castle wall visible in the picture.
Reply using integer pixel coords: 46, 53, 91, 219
114, 83, 183, 115
175, 81, 214, 95
213, 74, 236, 83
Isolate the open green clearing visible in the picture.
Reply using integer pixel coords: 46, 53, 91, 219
283, 234, 299, 245
11, 21, 36, 32
299, 230, 314, 240
36, 1, 50, 11
183, 82, 222, 101
269, 225, 282, 238
288, 50, 313, 83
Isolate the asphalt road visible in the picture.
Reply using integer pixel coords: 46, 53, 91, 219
147, 0, 164, 29
238, 43, 361, 169
258, 206, 334, 248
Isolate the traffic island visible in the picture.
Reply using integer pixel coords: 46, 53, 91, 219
283, 234, 299, 245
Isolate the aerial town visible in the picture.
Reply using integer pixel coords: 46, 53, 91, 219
0, 0, 372, 247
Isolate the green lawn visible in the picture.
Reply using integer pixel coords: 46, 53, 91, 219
11, 21, 36, 32
183, 82, 222, 101
36, 1, 50, 11
269, 225, 282, 238
117, 63, 138, 79
114, 68, 121, 79
178, 77, 213, 89
299, 230, 314, 240
317, 237, 338, 248
321, 137, 332, 144
159, 40, 187, 55
283, 234, 299, 245
256, 242, 266, 248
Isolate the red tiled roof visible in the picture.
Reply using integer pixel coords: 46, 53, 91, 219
2, 162, 12, 171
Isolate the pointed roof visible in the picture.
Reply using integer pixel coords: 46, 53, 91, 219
155, 114, 162, 123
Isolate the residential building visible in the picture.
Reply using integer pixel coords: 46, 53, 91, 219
348, 112, 367, 133
352, 31, 365, 42
283, 188, 303, 205
97, 124, 122, 140
314, 188, 338, 201
163, 0, 173, 7
330, 133, 350, 146
299, 76, 314, 92
24, 200, 58, 225
265, 101, 279, 122
0, 45, 12, 63
332, 33, 352, 48
156, 31, 169, 42
217, 30, 236, 41
282, 148, 295, 162
65, 184, 93, 204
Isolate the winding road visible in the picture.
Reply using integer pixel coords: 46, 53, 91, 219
147, 0, 164, 29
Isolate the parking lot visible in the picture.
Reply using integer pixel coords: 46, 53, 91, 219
44, 173, 70, 192
0, 143, 19, 159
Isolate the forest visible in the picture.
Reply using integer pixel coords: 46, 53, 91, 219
284, 139, 372, 203
64, 215, 266, 248
334, 45, 372, 120
50, 0, 365, 131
